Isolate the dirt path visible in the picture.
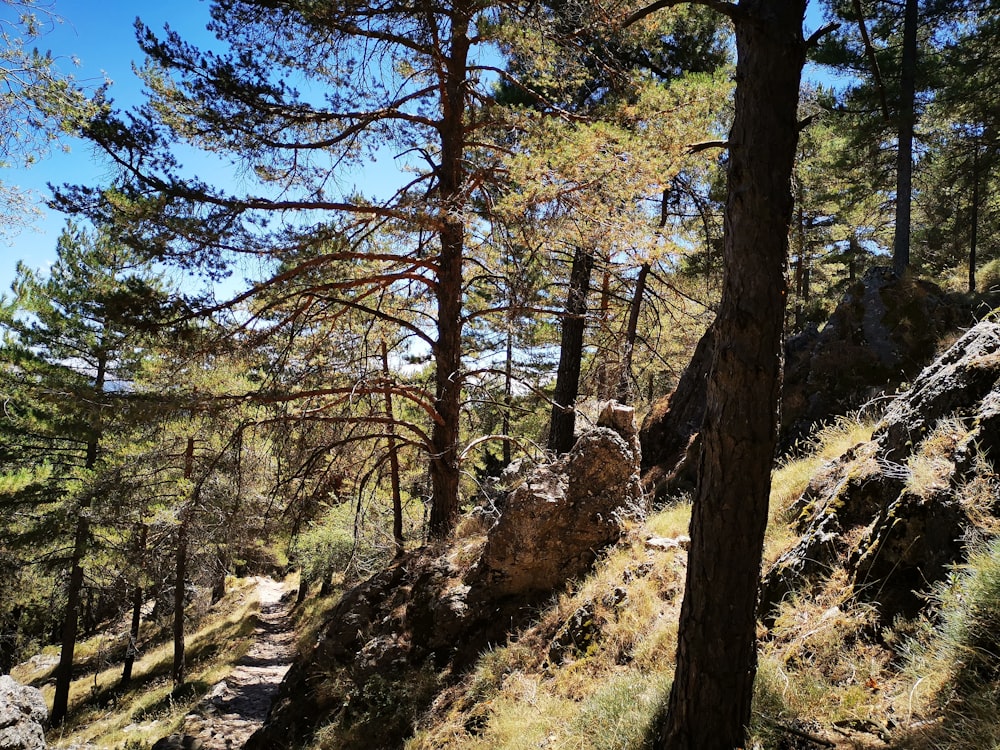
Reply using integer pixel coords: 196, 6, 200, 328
182, 577, 296, 749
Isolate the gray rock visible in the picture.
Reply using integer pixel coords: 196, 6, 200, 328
247, 422, 645, 750
151, 734, 203, 750
0, 675, 47, 750
474, 427, 644, 598
762, 319, 1000, 626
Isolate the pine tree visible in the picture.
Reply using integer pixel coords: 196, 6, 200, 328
0, 223, 169, 723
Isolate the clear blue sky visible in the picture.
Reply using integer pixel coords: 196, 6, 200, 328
1, 0, 839, 293
1, 0, 221, 289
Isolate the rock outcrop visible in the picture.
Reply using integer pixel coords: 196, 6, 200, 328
641, 269, 984, 501
0, 675, 47, 750
762, 319, 1000, 626
246, 405, 644, 750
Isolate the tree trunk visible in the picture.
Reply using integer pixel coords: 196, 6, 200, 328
892, 0, 918, 277
655, 1, 806, 747
428, 12, 471, 539
211, 547, 227, 604
969, 144, 980, 293
548, 244, 596, 454
381, 340, 405, 558
52, 352, 106, 725
597, 267, 613, 398
502, 325, 513, 467
173, 436, 195, 687
615, 262, 650, 404
121, 523, 147, 686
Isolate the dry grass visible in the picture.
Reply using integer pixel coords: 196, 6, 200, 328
403, 509, 690, 750
23, 577, 264, 749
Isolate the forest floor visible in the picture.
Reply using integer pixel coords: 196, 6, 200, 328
177, 576, 295, 749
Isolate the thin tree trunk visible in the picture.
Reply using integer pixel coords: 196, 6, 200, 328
502, 325, 513, 467
172, 436, 195, 687
615, 263, 650, 404
428, 12, 471, 539
211, 547, 227, 604
381, 340, 405, 558
121, 523, 148, 686
548, 244, 596, 454
52, 351, 106, 725
655, 1, 806, 746
597, 267, 613, 398
969, 144, 980, 293
892, 0, 918, 277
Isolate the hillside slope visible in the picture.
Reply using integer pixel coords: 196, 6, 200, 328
261, 317, 1000, 750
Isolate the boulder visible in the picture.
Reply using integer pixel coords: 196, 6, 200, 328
0, 675, 47, 750
246, 416, 644, 750
151, 736, 203, 750
641, 269, 983, 501
473, 426, 642, 598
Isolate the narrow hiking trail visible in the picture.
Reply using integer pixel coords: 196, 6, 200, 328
181, 577, 296, 749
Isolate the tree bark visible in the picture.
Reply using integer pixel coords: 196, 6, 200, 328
548, 244, 596, 454
655, 1, 806, 747
52, 351, 106, 725
615, 262, 650, 404
121, 523, 148, 686
892, 0, 918, 277
502, 325, 514, 467
381, 340, 405, 558
969, 144, 980, 293
173, 436, 195, 687
428, 9, 472, 539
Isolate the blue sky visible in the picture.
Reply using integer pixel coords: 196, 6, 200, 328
1, 0, 222, 289
1, 0, 839, 293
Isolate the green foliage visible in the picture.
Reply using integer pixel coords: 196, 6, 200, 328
290, 505, 357, 586
0, 1, 98, 235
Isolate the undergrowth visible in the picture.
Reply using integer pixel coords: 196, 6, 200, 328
19, 576, 267, 749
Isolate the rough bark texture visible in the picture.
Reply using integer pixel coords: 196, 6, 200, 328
656, 2, 806, 747
548, 245, 596, 454
428, 9, 471, 539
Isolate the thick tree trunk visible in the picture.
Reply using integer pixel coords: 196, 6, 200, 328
548, 244, 596, 454
615, 263, 650, 404
428, 13, 471, 539
892, 0, 918, 276
655, 2, 806, 747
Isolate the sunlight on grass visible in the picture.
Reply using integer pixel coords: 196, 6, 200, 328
38, 577, 265, 749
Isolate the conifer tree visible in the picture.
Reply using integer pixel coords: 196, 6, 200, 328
0, 223, 169, 723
